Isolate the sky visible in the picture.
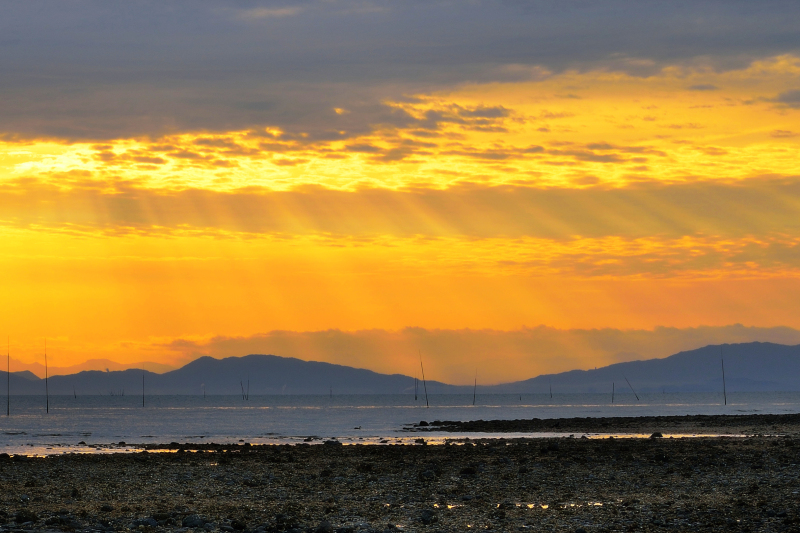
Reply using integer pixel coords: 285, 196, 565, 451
2, 1, 800, 384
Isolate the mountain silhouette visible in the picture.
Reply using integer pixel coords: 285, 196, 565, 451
2, 342, 799, 395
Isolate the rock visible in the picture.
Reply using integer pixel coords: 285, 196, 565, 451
316, 520, 334, 533
650, 432, 664, 439
183, 515, 206, 528
419, 509, 437, 525
15, 510, 38, 523
231, 518, 247, 530
131, 517, 158, 528
324, 440, 343, 446
418, 469, 436, 482
576, 528, 588, 533
100, 504, 114, 512
418, 421, 429, 427
459, 466, 477, 476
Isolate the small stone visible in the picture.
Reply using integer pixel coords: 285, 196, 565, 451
183, 515, 206, 528
650, 432, 664, 439
15, 510, 38, 523
418, 469, 436, 481
419, 509, 437, 525
316, 520, 334, 533
418, 421, 429, 427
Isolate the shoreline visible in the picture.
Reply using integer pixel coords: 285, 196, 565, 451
408, 412, 800, 437
1, 433, 798, 532
3, 412, 800, 458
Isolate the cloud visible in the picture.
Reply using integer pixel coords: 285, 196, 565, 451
773, 89, 800, 108
238, 6, 304, 20
687, 84, 719, 91
162, 325, 800, 385
3, 178, 800, 241
1, 1, 799, 140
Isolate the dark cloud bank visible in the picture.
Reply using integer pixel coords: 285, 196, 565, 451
1, 1, 799, 140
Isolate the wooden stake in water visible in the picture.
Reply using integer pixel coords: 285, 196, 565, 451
6, 337, 9, 417
414, 376, 418, 401
623, 375, 640, 401
612, 382, 615, 404
142, 365, 145, 407
549, 380, 552, 399
419, 349, 429, 408
473, 370, 477, 406
45, 339, 49, 414
721, 346, 727, 406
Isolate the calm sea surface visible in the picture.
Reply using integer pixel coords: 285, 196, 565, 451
1, 392, 799, 455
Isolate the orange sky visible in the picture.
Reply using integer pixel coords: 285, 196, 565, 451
2, 4, 800, 383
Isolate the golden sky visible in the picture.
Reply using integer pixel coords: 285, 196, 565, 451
2, 2, 800, 383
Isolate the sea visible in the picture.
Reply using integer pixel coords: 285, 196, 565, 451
1, 392, 799, 456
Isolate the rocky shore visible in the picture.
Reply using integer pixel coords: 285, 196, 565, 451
1, 416, 800, 533
408, 413, 800, 437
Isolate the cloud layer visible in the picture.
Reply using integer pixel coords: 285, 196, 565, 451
2, 1, 800, 139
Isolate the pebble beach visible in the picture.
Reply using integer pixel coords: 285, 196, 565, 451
2, 414, 800, 533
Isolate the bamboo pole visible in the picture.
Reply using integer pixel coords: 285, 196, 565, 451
419, 350, 429, 408
623, 375, 639, 401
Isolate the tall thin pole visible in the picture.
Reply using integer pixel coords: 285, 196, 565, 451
45, 339, 49, 414
549, 380, 552, 399
473, 370, 477, 406
419, 350, 429, 408
7, 337, 9, 416
414, 376, 418, 401
721, 347, 727, 406
142, 365, 145, 407
623, 375, 639, 401
612, 382, 615, 404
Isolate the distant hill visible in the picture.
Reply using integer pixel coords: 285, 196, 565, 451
490, 342, 800, 394
1, 342, 799, 395
0, 354, 457, 396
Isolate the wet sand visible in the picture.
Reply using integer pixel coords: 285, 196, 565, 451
1, 414, 800, 533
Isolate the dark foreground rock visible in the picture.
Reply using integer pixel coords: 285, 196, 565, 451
2, 431, 800, 532
409, 412, 800, 436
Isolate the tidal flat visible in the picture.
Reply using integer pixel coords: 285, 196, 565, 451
2, 417, 800, 533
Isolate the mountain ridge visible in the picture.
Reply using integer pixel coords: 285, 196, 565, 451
1, 341, 799, 395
